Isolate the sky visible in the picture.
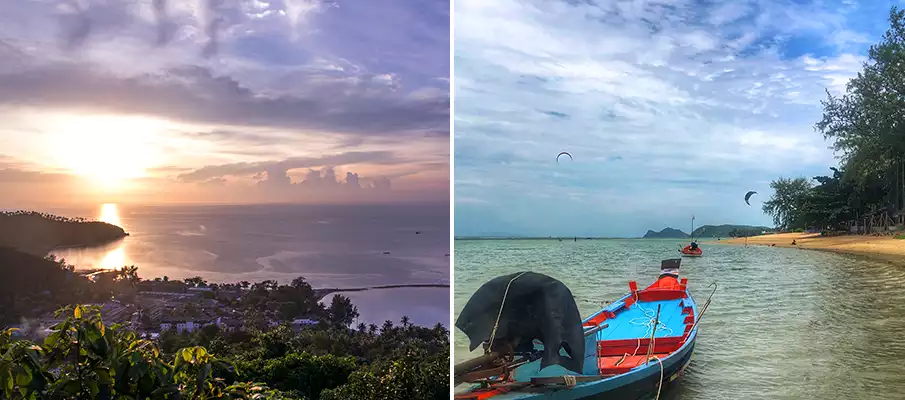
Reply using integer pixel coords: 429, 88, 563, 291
0, 0, 449, 207
453, 0, 899, 238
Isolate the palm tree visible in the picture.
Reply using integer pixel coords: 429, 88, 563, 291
400, 316, 410, 329
381, 320, 394, 334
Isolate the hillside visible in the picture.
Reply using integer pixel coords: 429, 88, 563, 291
0, 246, 98, 324
691, 224, 774, 238
642, 227, 689, 239
0, 211, 128, 255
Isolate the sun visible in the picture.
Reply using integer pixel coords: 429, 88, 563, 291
48, 115, 167, 189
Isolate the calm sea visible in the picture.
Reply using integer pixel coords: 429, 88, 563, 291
43, 203, 449, 326
454, 238, 905, 399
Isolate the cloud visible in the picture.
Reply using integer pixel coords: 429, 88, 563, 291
0, 65, 448, 137
176, 151, 398, 182
0, 0, 450, 205
454, 0, 892, 237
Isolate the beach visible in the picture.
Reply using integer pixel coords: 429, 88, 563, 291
709, 232, 905, 266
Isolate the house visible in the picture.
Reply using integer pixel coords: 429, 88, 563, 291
159, 317, 214, 334
215, 317, 243, 332
138, 281, 188, 295
290, 318, 319, 331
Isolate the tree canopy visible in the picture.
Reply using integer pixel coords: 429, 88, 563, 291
764, 7, 905, 231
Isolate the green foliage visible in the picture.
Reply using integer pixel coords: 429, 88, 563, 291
237, 352, 357, 399
0, 246, 101, 325
327, 295, 359, 327
237, 278, 323, 323
320, 348, 450, 400
762, 177, 813, 230
0, 211, 127, 255
0, 305, 290, 399
1, 302, 450, 400
811, 7, 905, 217
0, 207, 450, 399
692, 225, 772, 238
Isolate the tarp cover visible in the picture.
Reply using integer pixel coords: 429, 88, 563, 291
455, 271, 585, 373
660, 258, 681, 278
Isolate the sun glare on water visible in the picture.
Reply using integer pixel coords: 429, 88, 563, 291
48, 115, 168, 190
98, 203, 122, 226
97, 203, 126, 270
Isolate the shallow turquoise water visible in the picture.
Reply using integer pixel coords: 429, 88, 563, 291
454, 239, 905, 399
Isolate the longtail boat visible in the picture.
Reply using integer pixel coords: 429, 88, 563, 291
680, 245, 702, 257
454, 258, 715, 400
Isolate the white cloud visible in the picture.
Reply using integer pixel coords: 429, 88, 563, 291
454, 0, 884, 236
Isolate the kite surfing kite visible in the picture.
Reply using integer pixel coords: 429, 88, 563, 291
744, 190, 758, 206
556, 151, 572, 162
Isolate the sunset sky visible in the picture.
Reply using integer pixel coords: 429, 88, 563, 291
0, 0, 449, 207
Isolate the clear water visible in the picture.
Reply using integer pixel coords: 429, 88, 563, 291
454, 239, 905, 399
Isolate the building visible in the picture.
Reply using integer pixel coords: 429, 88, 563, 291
138, 281, 188, 294
159, 317, 214, 334
290, 318, 319, 331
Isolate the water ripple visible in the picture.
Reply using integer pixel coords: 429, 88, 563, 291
454, 239, 905, 399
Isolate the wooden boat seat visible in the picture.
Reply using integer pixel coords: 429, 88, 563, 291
596, 337, 685, 356
597, 352, 672, 375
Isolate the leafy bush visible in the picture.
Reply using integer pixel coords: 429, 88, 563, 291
0, 305, 290, 399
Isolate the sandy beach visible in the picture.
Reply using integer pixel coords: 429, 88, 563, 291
708, 232, 905, 266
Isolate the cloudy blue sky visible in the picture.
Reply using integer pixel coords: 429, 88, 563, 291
453, 0, 896, 237
0, 0, 448, 206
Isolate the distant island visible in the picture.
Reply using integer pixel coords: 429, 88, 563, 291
642, 227, 689, 238
0, 210, 128, 255
643, 224, 775, 239
691, 224, 774, 238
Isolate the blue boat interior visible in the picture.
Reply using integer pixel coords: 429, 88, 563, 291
456, 272, 701, 400
523, 279, 696, 379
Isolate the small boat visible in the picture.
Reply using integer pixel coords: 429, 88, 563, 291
680, 245, 702, 257
454, 259, 715, 400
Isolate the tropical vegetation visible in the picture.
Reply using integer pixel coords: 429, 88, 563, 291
762, 7, 905, 232
0, 305, 449, 399
0, 235, 450, 399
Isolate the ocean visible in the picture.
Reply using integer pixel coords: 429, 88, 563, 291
43, 203, 450, 327
454, 238, 905, 399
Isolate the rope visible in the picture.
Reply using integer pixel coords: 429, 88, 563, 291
630, 304, 673, 337
562, 375, 577, 387
487, 271, 529, 352
649, 356, 664, 400
614, 302, 671, 367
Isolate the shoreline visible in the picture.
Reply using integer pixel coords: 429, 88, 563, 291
314, 283, 450, 301
705, 232, 905, 267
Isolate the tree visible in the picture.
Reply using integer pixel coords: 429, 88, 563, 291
328, 295, 359, 327
797, 167, 855, 230
0, 305, 288, 399
815, 6, 905, 214
184, 276, 208, 288
118, 265, 140, 286
762, 177, 813, 230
